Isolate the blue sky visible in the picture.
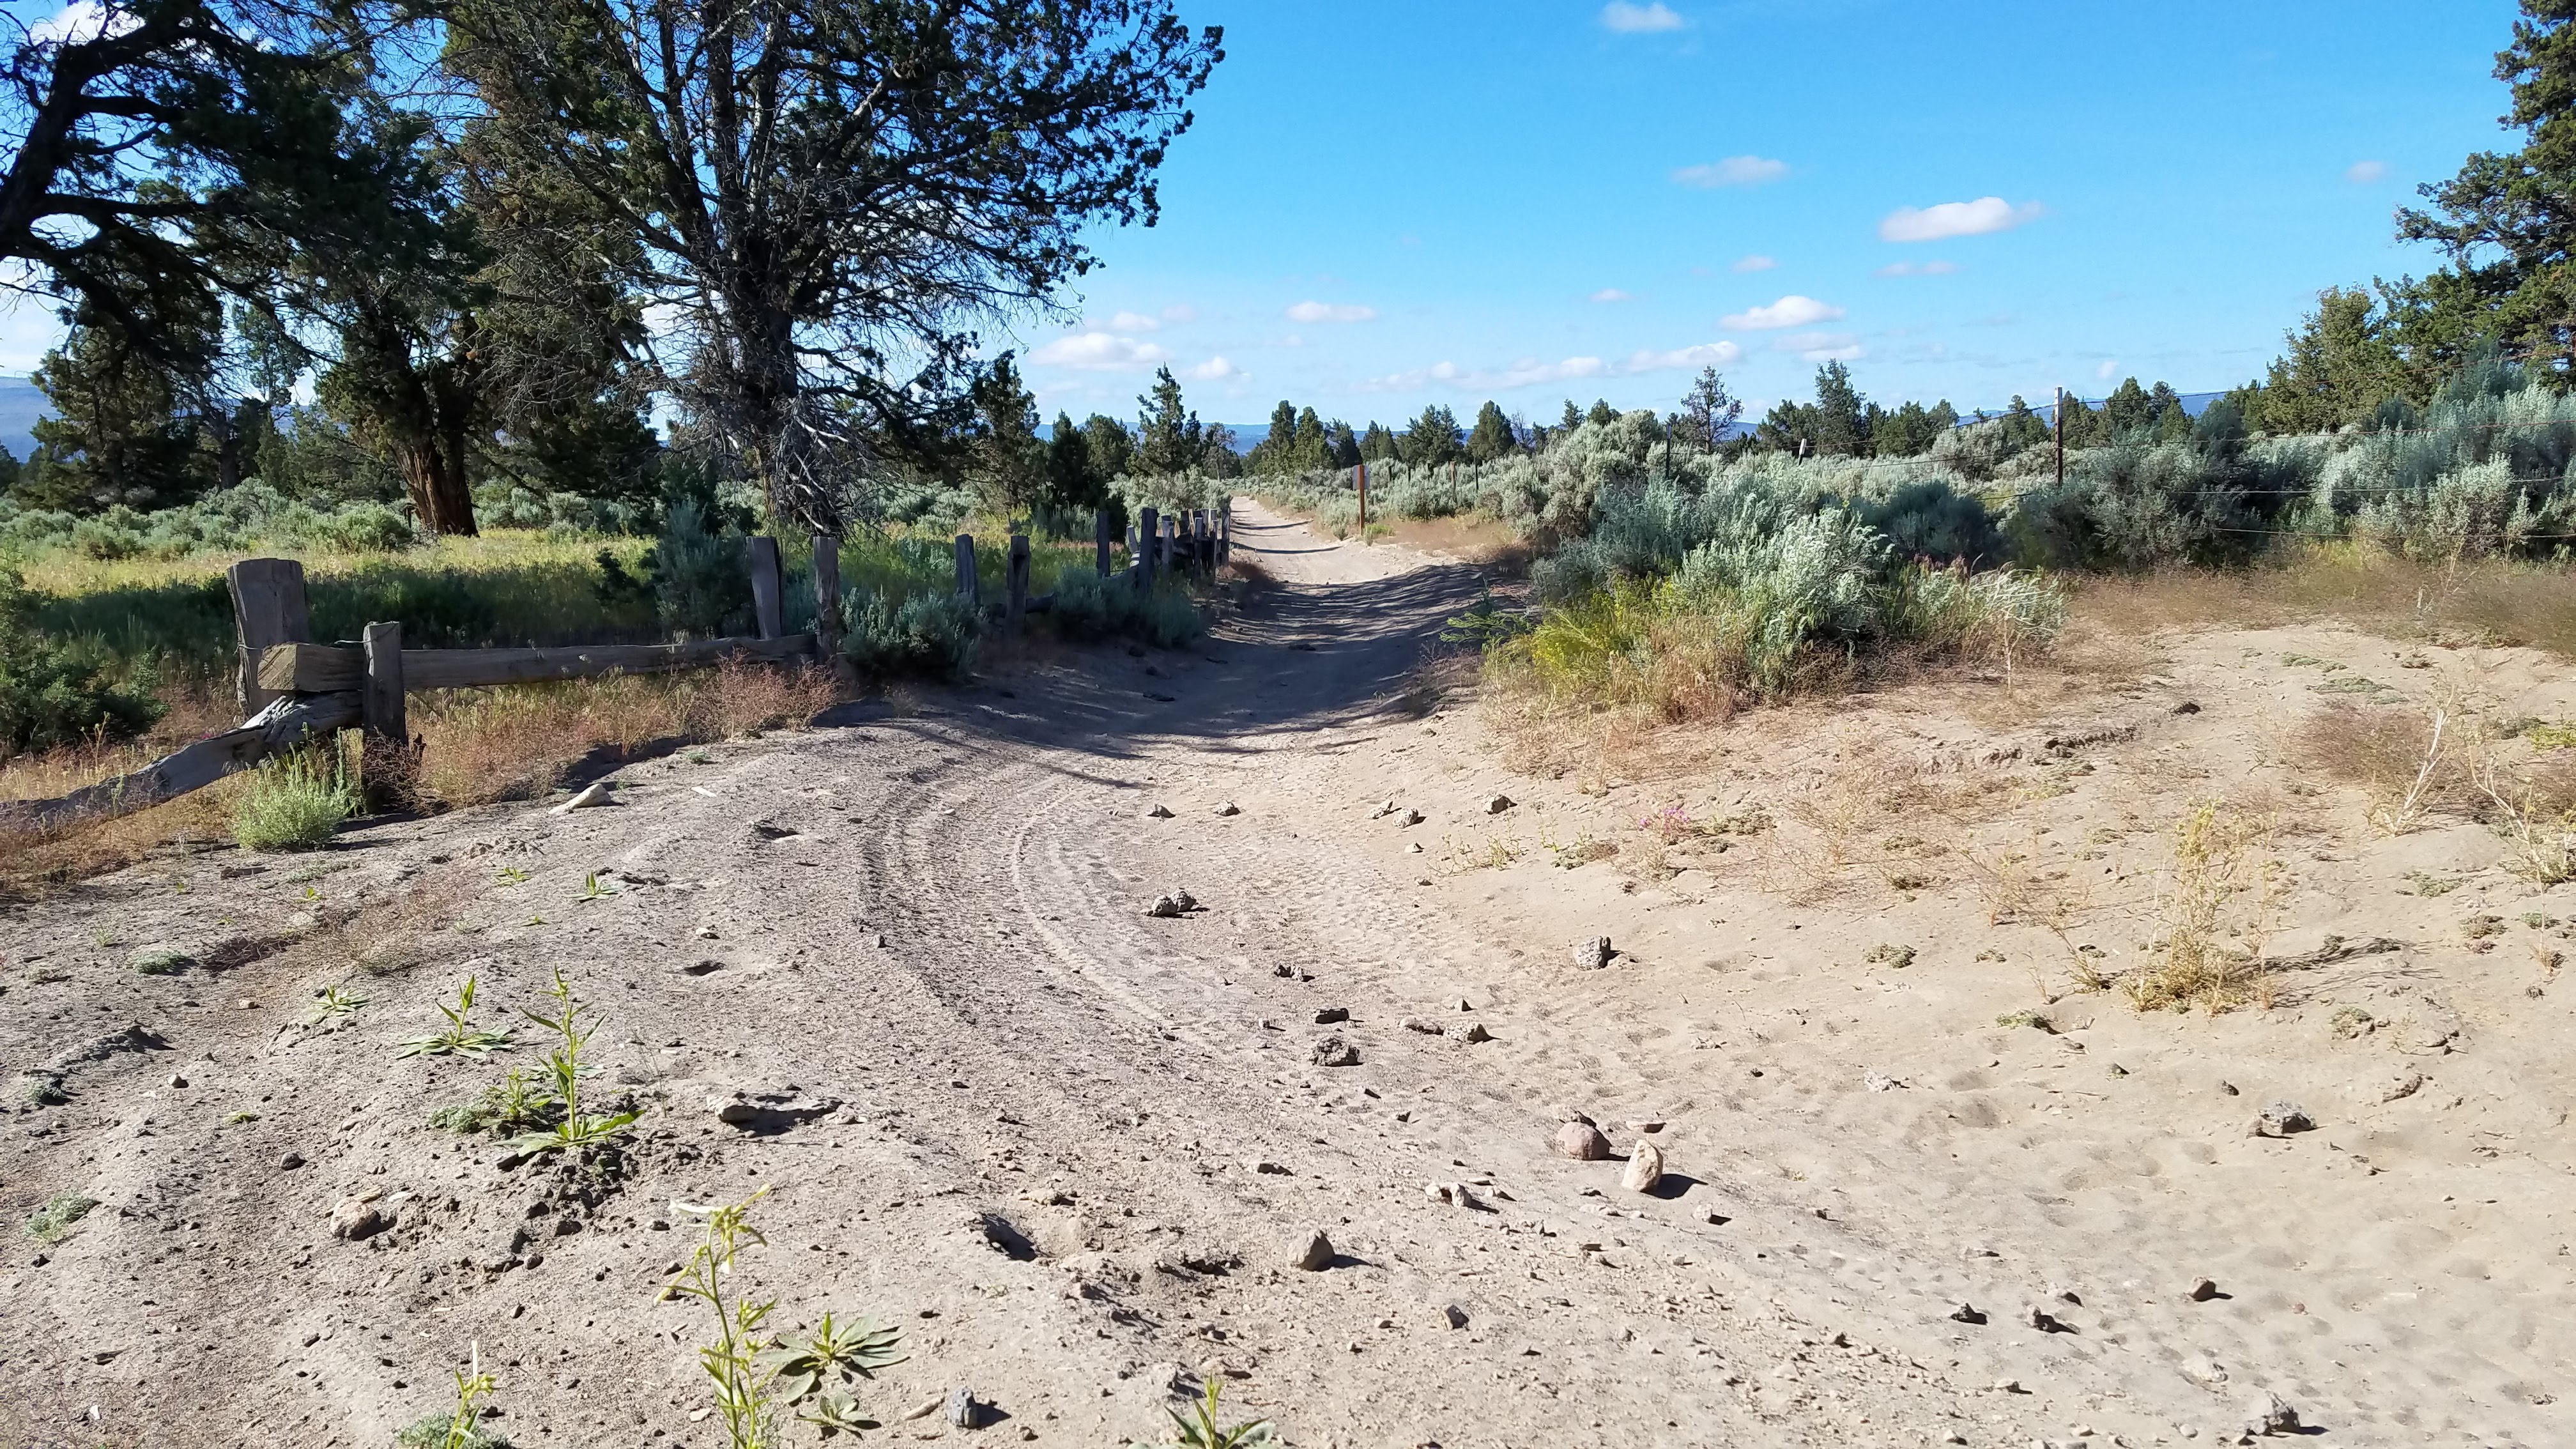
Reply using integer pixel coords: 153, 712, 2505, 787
1010, 0, 2526, 429
0, 0, 2529, 433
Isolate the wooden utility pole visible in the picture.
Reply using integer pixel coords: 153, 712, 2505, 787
2053, 387, 2066, 487
1356, 463, 1368, 537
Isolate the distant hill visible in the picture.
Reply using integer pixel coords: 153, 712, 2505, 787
0, 376, 44, 464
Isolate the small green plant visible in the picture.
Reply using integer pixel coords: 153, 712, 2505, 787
687, 750, 715, 765
2405, 871, 2462, 897
504, 966, 636, 1154
759, 1313, 907, 1436
2329, 1005, 2375, 1039
578, 871, 621, 902
303, 984, 369, 1025
661, 1190, 905, 1446
2526, 912, 2557, 928
431, 1068, 557, 1136
395, 975, 518, 1059
233, 747, 360, 851
129, 944, 190, 975
1994, 1009, 2053, 1032
223, 1109, 259, 1124
494, 866, 532, 886
91, 925, 121, 948
1861, 943, 1916, 970
394, 1340, 509, 1449
24, 1192, 99, 1242
1128, 1377, 1276, 1449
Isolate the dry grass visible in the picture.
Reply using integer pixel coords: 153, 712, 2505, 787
0, 661, 836, 896
2122, 800, 2283, 1015
2066, 545, 2576, 657
411, 661, 836, 808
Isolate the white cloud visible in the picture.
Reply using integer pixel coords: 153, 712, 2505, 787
2095, 358, 2120, 381
1731, 254, 1777, 273
1589, 288, 1634, 303
1105, 310, 1160, 333
1774, 331, 1864, 363
2346, 160, 2388, 184
1621, 341, 1743, 371
1600, 1, 1684, 33
1160, 303, 1197, 323
1874, 259, 1959, 277
1721, 294, 1844, 330
32, 1, 138, 44
1284, 300, 1377, 324
1029, 332, 1172, 371
1672, 156, 1788, 188
1361, 339, 1739, 394
1877, 197, 2045, 243
1186, 355, 1242, 381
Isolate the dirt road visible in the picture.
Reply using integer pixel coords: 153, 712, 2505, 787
4, 502, 2561, 1448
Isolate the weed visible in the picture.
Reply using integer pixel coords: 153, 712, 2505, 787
2330, 1005, 2375, 1039
303, 984, 369, 1025
758, 1313, 907, 1435
2122, 801, 2281, 1014
659, 1189, 906, 1445
2526, 912, 2557, 928
504, 966, 637, 1155
1127, 1377, 1276, 1449
2533, 723, 2576, 749
429, 1068, 555, 1137
393, 1342, 508, 1449
223, 1109, 259, 1124
2462, 914, 2508, 940
1995, 1008, 2053, 1031
24, 1192, 98, 1241
2405, 871, 2462, 897
1861, 943, 1916, 970
686, 750, 714, 765
495, 866, 531, 885
129, 944, 188, 975
395, 975, 518, 1059
233, 747, 360, 851
1640, 801, 1693, 844
578, 871, 620, 902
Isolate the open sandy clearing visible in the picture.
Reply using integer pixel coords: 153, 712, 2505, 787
2, 502, 2568, 1449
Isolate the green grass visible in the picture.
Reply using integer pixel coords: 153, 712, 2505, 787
233, 747, 360, 851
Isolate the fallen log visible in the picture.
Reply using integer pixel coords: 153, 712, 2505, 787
0, 691, 360, 834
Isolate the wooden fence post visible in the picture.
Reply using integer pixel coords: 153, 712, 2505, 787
1163, 515, 1180, 575
227, 558, 310, 719
812, 531, 847, 682
1005, 535, 1031, 639
1094, 507, 1114, 576
1190, 509, 1207, 573
953, 533, 979, 605
1218, 498, 1231, 566
1138, 507, 1159, 592
360, 620, 406, 809
746, 536, 783, 640
1356, 463, 1369, 537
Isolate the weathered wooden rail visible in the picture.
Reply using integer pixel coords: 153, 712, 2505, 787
4, 500, 1238, 834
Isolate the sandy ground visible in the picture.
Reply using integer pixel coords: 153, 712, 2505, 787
4, 500, 2573, 1448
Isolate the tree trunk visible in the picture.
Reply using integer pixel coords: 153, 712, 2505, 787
397, 435, 477, 537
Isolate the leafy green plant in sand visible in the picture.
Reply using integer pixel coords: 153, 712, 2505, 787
660, 1189, 907, 1445
396, 974, 518, 1059
503, 965, 638, 1154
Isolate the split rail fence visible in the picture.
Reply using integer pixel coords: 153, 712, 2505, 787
2, 500, 1231, 833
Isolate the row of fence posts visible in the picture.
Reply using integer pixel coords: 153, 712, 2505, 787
946, 500, 1232, 636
